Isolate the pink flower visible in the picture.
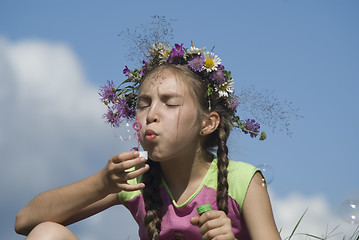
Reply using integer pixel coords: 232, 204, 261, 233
123, 66, 131, 76
172, 43, 184, 56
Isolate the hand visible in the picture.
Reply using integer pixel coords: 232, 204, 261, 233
100, 151, 149, 195
190, 210, 236, 240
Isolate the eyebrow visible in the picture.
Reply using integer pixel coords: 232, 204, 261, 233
138, 93, 184, 101
161, 93, 184, 102
137, 94, 151, 102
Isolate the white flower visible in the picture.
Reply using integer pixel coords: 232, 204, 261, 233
158, 49, 171, 63
215, 78, 234, 97
187, 46, 205, 55
202, 52, 221, 72
149, 42, 171, 63
149, 42, 170, 53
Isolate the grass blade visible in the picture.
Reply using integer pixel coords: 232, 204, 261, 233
287, 208, 308, 240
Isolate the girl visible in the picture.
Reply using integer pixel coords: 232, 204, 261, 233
15, 42, 281, 239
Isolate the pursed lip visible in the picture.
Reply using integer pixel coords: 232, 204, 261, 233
145, 129, 158, 136
145, 129, 158, 141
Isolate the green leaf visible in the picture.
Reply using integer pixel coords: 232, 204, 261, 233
287, 208, 308, 240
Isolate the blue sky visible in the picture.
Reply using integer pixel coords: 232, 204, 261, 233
1, 0, 358, 239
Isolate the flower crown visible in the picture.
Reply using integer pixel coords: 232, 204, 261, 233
99, 41, 266, 140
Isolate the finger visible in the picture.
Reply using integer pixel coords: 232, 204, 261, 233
110, 151, 139, 164
198, 210, 223, 226
190, 216, 200, 226
116, 164, 149, 181
200, 217, 232, 239
113, 156, 147, 172
114, 164, 149, 192
199, 218, 223, 236
202, 228, 227, 240
119, 182, 146, 192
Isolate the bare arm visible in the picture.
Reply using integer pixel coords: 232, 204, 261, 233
242, 172, 281, 240
62, 193, 120, 226
15, 151, 149, 236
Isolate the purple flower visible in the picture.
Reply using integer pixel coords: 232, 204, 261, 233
104, 109, 121, 127
168, 44, 185, 64
172, 43, 184, 56
218, 64, 225, 70
167, 55, 179, 64
140, 60, 149, 76
242, 119, 260, 138
103, 98, 136, 127
123, 66, 131, 76
210, 70, 226, 84
99, 80, 117, 103
123, 103, 136, 119
188, 55, 205, 72
115, 98, 136, 119
227, 97, 239, 113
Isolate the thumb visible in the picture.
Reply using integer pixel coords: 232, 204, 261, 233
190, 216, 200, 226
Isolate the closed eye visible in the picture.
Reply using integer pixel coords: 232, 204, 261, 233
137, 104, 150, 110
137, 95, 151, 110
162, 95, 183, 108
166, 104, 180, 108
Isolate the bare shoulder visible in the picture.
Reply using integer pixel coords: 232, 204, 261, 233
242, 172, 281, 240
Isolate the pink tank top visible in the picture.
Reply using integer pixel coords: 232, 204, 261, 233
118, 159, 259, 239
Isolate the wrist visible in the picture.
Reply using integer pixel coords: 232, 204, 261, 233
90, 169, 110, 198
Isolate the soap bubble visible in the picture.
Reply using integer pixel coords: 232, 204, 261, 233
256, 163, 275, 185
339, 200, 359, 224
113, 121, 134, 141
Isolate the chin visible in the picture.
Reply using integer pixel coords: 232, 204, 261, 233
142, 147, 157, 161
146, 150, 169, 163
142, 144, 160, 161
147, 153, 162, 162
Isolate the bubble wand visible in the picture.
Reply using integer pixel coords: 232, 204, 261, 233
131, 120, 148, 160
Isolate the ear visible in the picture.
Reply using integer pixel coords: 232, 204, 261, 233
200, 111, 220, 136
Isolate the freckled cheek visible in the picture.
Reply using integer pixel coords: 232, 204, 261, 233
135, 111, 147, 123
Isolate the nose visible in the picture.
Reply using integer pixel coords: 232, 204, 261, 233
146, 103, 159, 124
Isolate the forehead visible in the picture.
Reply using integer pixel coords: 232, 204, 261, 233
139, 70, 189, 95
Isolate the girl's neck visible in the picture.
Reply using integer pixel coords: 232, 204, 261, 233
160, 148, 212, 204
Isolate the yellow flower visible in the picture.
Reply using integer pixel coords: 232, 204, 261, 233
215, 78, 234, 97
205, 59, 214, 69
202, 52, 221, 72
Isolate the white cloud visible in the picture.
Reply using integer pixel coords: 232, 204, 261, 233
0, 37, 135, 240
271, 192, 358, 239
70, 206, 139, 240
0, 38, 106, 192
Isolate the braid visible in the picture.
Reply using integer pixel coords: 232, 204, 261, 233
139, 65, 233, 235
142, 160, 163, 240
216, 117, 231, 214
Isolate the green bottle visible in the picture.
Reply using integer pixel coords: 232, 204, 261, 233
197, 204, 212, 215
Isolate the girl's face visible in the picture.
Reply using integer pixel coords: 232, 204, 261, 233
136, 69, 203, 162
